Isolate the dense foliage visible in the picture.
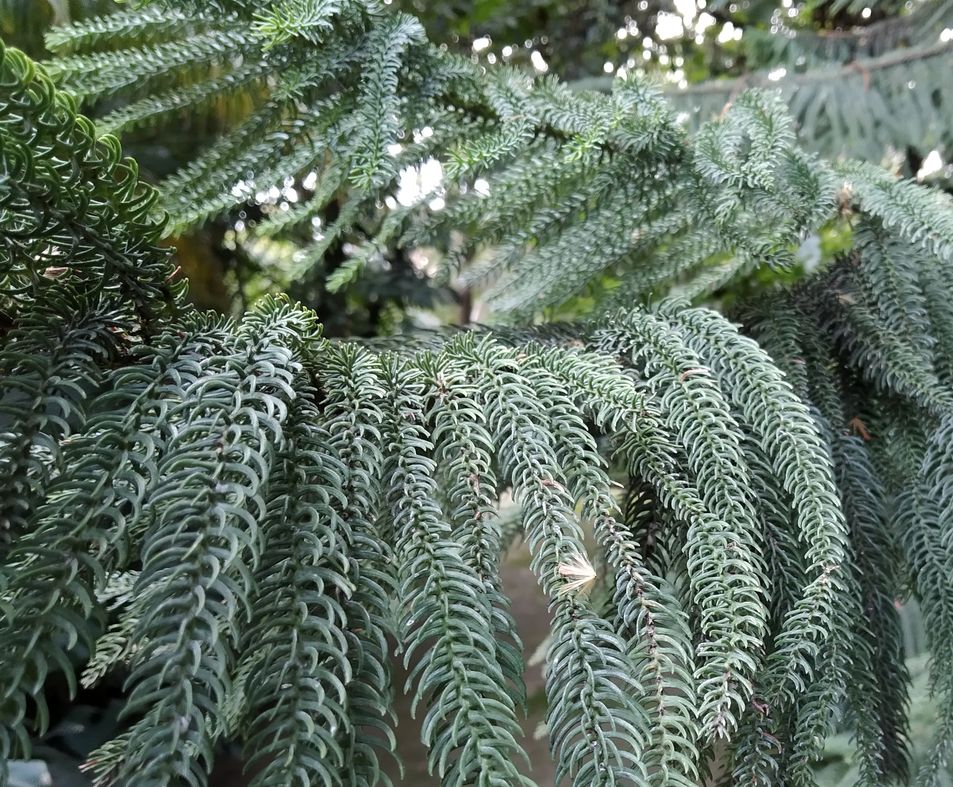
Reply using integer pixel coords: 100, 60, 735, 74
2, 2, 953, 786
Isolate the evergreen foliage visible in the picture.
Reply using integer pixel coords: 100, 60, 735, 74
2, 3, 953, 786
668, 0, 953, 159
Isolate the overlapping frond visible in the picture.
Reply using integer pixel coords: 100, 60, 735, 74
4, 10, 953, 787
37, 1, 945, 320
742, 228, 953, 784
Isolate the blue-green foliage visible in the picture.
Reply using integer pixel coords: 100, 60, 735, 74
2, 5, 953, 787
